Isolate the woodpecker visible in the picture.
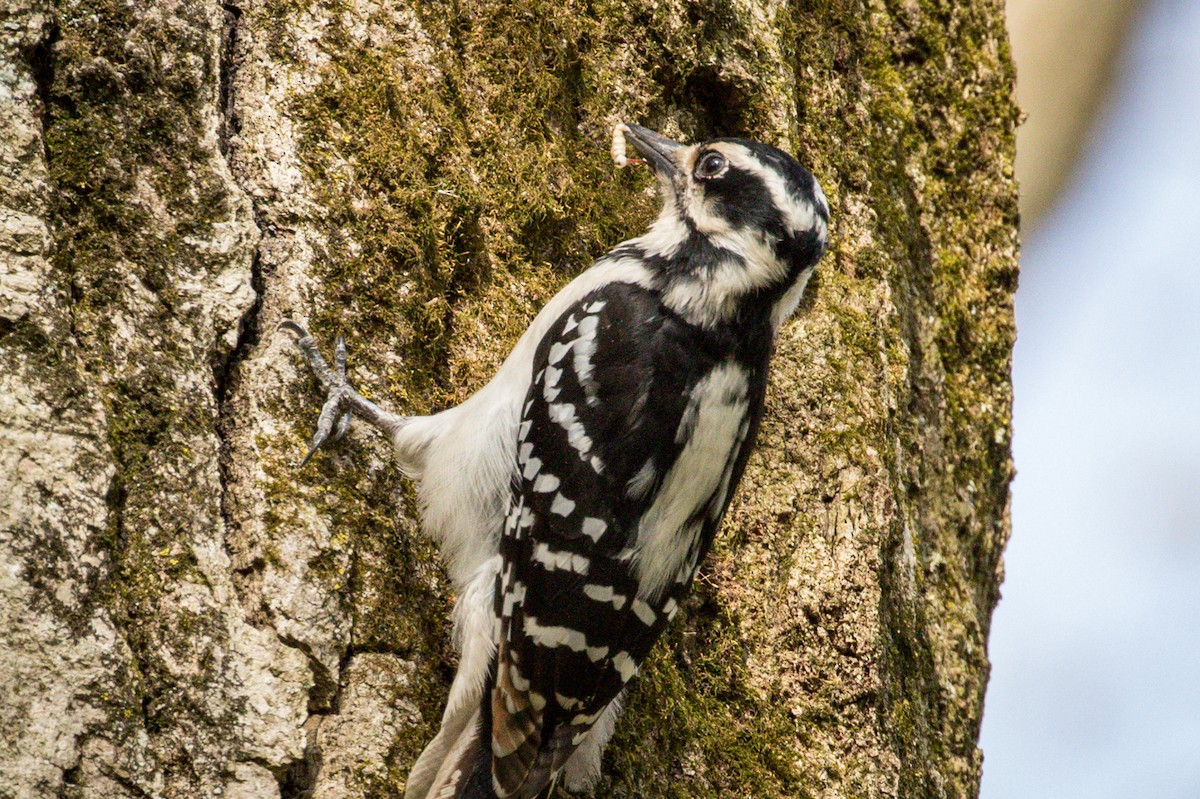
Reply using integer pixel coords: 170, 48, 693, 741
284, 123, 829, 798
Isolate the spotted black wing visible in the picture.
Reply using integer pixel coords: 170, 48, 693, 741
489, 281, 755, 798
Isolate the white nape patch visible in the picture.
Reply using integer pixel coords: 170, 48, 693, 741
532, 473, 560, 493
630, 599, 656, 626
550, 494, 576, 517
625, 459, 657, 500
581, 516, 607, 542
612, 651, 638, 683
524, 616, 592, 652
548, 340, 574, 364
631, 362, 749, 602
583, 583, 628, 610
531, 542, 590, 574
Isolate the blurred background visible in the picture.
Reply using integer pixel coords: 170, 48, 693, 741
981, 0, 1200, 797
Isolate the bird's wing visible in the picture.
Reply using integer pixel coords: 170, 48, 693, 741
489, 280, 745, 798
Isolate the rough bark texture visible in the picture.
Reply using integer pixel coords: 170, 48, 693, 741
0, 1, 1017, 798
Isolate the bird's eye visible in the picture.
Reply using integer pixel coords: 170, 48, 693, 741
693, 151, 727, 180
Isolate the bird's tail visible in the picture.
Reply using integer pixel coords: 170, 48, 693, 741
407, 557, 501, 799
408, 702, 495, 799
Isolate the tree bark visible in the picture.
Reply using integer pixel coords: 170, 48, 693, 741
0, 1, 1017, 797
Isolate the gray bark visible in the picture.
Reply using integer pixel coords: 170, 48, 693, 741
0, 1, 1017, 797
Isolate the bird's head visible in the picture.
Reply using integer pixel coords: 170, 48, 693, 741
614, 123, 830, 329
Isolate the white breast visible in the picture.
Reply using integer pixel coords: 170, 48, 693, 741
630, 361, 750, 602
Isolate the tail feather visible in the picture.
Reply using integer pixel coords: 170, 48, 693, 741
406, 699, 479, 799
421, 706, 496, 799
409, 556, 500, 799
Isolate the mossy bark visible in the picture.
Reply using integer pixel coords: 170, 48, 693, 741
0, 0, 1016, 798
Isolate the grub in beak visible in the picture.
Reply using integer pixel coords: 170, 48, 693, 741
611, 123, 681, 177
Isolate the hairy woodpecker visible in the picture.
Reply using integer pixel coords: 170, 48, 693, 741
283, 123, 830, 798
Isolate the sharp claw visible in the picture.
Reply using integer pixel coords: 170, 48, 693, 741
298, 441, 323, 468
282, 321, 341, 390
279, 320, 309, 339
284, 322, 355, 465
332, 410, 352, 442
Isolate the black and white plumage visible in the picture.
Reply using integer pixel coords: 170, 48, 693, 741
284, 123, 829, 799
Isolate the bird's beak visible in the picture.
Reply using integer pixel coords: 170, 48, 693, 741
621, 124, 681, 177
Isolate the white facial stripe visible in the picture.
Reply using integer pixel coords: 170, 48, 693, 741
720, 143, 823, 239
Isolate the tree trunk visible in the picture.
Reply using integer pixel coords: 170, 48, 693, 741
0, 0, 1017, 797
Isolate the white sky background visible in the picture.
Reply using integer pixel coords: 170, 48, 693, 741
980, 0, 1200, 797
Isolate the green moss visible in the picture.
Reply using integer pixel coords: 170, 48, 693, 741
40, 0, 258, 783
237, 0, 1014, 795
605, 591, 812, 799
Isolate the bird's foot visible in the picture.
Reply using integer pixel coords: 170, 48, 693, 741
281, 320, 355, 466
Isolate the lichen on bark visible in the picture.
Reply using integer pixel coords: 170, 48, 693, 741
0, 0, 1016, 797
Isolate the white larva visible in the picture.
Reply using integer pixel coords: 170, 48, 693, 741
610, 123, 630, 168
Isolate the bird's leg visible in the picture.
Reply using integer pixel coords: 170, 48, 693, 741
280, 320, 409, 466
